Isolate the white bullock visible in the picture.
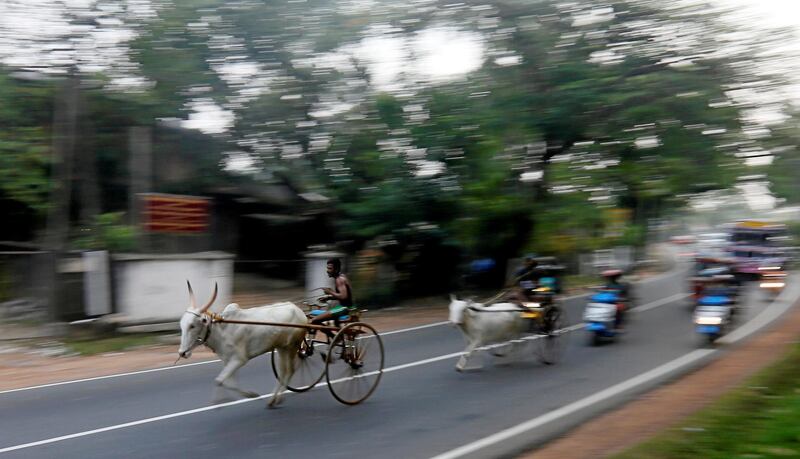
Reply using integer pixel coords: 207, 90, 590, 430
448, 295, 527, 371
178, 282, 307, 407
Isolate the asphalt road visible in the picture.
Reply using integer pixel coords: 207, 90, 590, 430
0, 261, 780, 459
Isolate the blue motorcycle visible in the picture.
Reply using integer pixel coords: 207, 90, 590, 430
693, 280, 736, 345
583, 290, 624, 346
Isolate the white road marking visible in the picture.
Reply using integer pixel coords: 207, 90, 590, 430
0, 248, 689, 395
1, 334, 568, 455
0, 287, 684, 396
1, 288, 687, 398
380, 321, 450, 336
0, 359, 221, 396
429, 349, 715, 459
0, 290, 687, 455
0, 347, 480, 453
431, 277, 800, 459
0, 321, 452, 396
631, 293, 690, 313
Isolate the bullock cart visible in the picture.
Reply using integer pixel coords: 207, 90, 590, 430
449, 287, 566, 371
212, 305, 385, 405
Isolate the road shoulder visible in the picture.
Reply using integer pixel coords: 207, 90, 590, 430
0, 300, 451, 392
524, 291, 800, 459
0, 257, 669, 393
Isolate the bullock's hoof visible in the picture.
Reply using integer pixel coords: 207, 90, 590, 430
455, 364, 481, 372
244, 391, 260, 398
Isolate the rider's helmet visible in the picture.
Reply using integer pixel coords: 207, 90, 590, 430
601, 269, 623, 279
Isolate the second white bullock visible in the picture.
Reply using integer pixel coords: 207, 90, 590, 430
448, 295, 528, 371
178, 282, 307, 407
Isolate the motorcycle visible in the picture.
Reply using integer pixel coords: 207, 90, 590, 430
583, 290, 625, 346
758, 265, 787, 298
693, 278, 736, 345
690, 257, 736, 305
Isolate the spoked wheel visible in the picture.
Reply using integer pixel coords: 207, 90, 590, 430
536, 307, 566, 365
271, 336, 327, 392
325, 322, 384, 405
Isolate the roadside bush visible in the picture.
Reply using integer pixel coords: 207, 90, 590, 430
73, 212, 136, 252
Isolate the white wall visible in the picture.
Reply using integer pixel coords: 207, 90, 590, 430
304, 251, 344, 301
83, 251, 112, 316
114, 252, 233, 322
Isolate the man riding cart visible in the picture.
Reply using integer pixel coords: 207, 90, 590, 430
508, 255, 564, 307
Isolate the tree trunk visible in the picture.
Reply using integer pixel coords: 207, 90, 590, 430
43, 75, 80, 319
129, 126, 153, 251
78, 112, 101, 226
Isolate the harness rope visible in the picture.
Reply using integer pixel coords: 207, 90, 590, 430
480, 289, 511, 305
200, 309, 340, 332
467, 305, 527, 313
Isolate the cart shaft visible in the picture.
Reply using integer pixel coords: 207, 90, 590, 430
214, 318, 340, 332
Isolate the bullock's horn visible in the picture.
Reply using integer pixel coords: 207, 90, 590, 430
200, 282, 218, 313
187, 280, 198, 310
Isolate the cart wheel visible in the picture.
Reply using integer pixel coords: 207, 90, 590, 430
271, 336, 327, 392
537, 307, 566, 365
326, 322, 384, 405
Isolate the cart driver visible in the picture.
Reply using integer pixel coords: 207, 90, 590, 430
311, 258, 355, 327
507, 254, 540, 305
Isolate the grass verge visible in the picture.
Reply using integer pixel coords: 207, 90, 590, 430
62, 334, 162, 356
613, 342, 800, 459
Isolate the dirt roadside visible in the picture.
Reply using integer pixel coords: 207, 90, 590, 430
6, 262, 792, 459
0, 299, 451, 392
0, 245, 674, 392
522, 293, 800, 459
0, 281, 645, 392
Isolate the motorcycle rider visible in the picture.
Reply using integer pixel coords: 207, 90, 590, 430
601, 269, 631, 330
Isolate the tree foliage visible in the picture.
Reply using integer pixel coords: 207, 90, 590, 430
0, 72, 55, 234
1, 0, 797, 293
